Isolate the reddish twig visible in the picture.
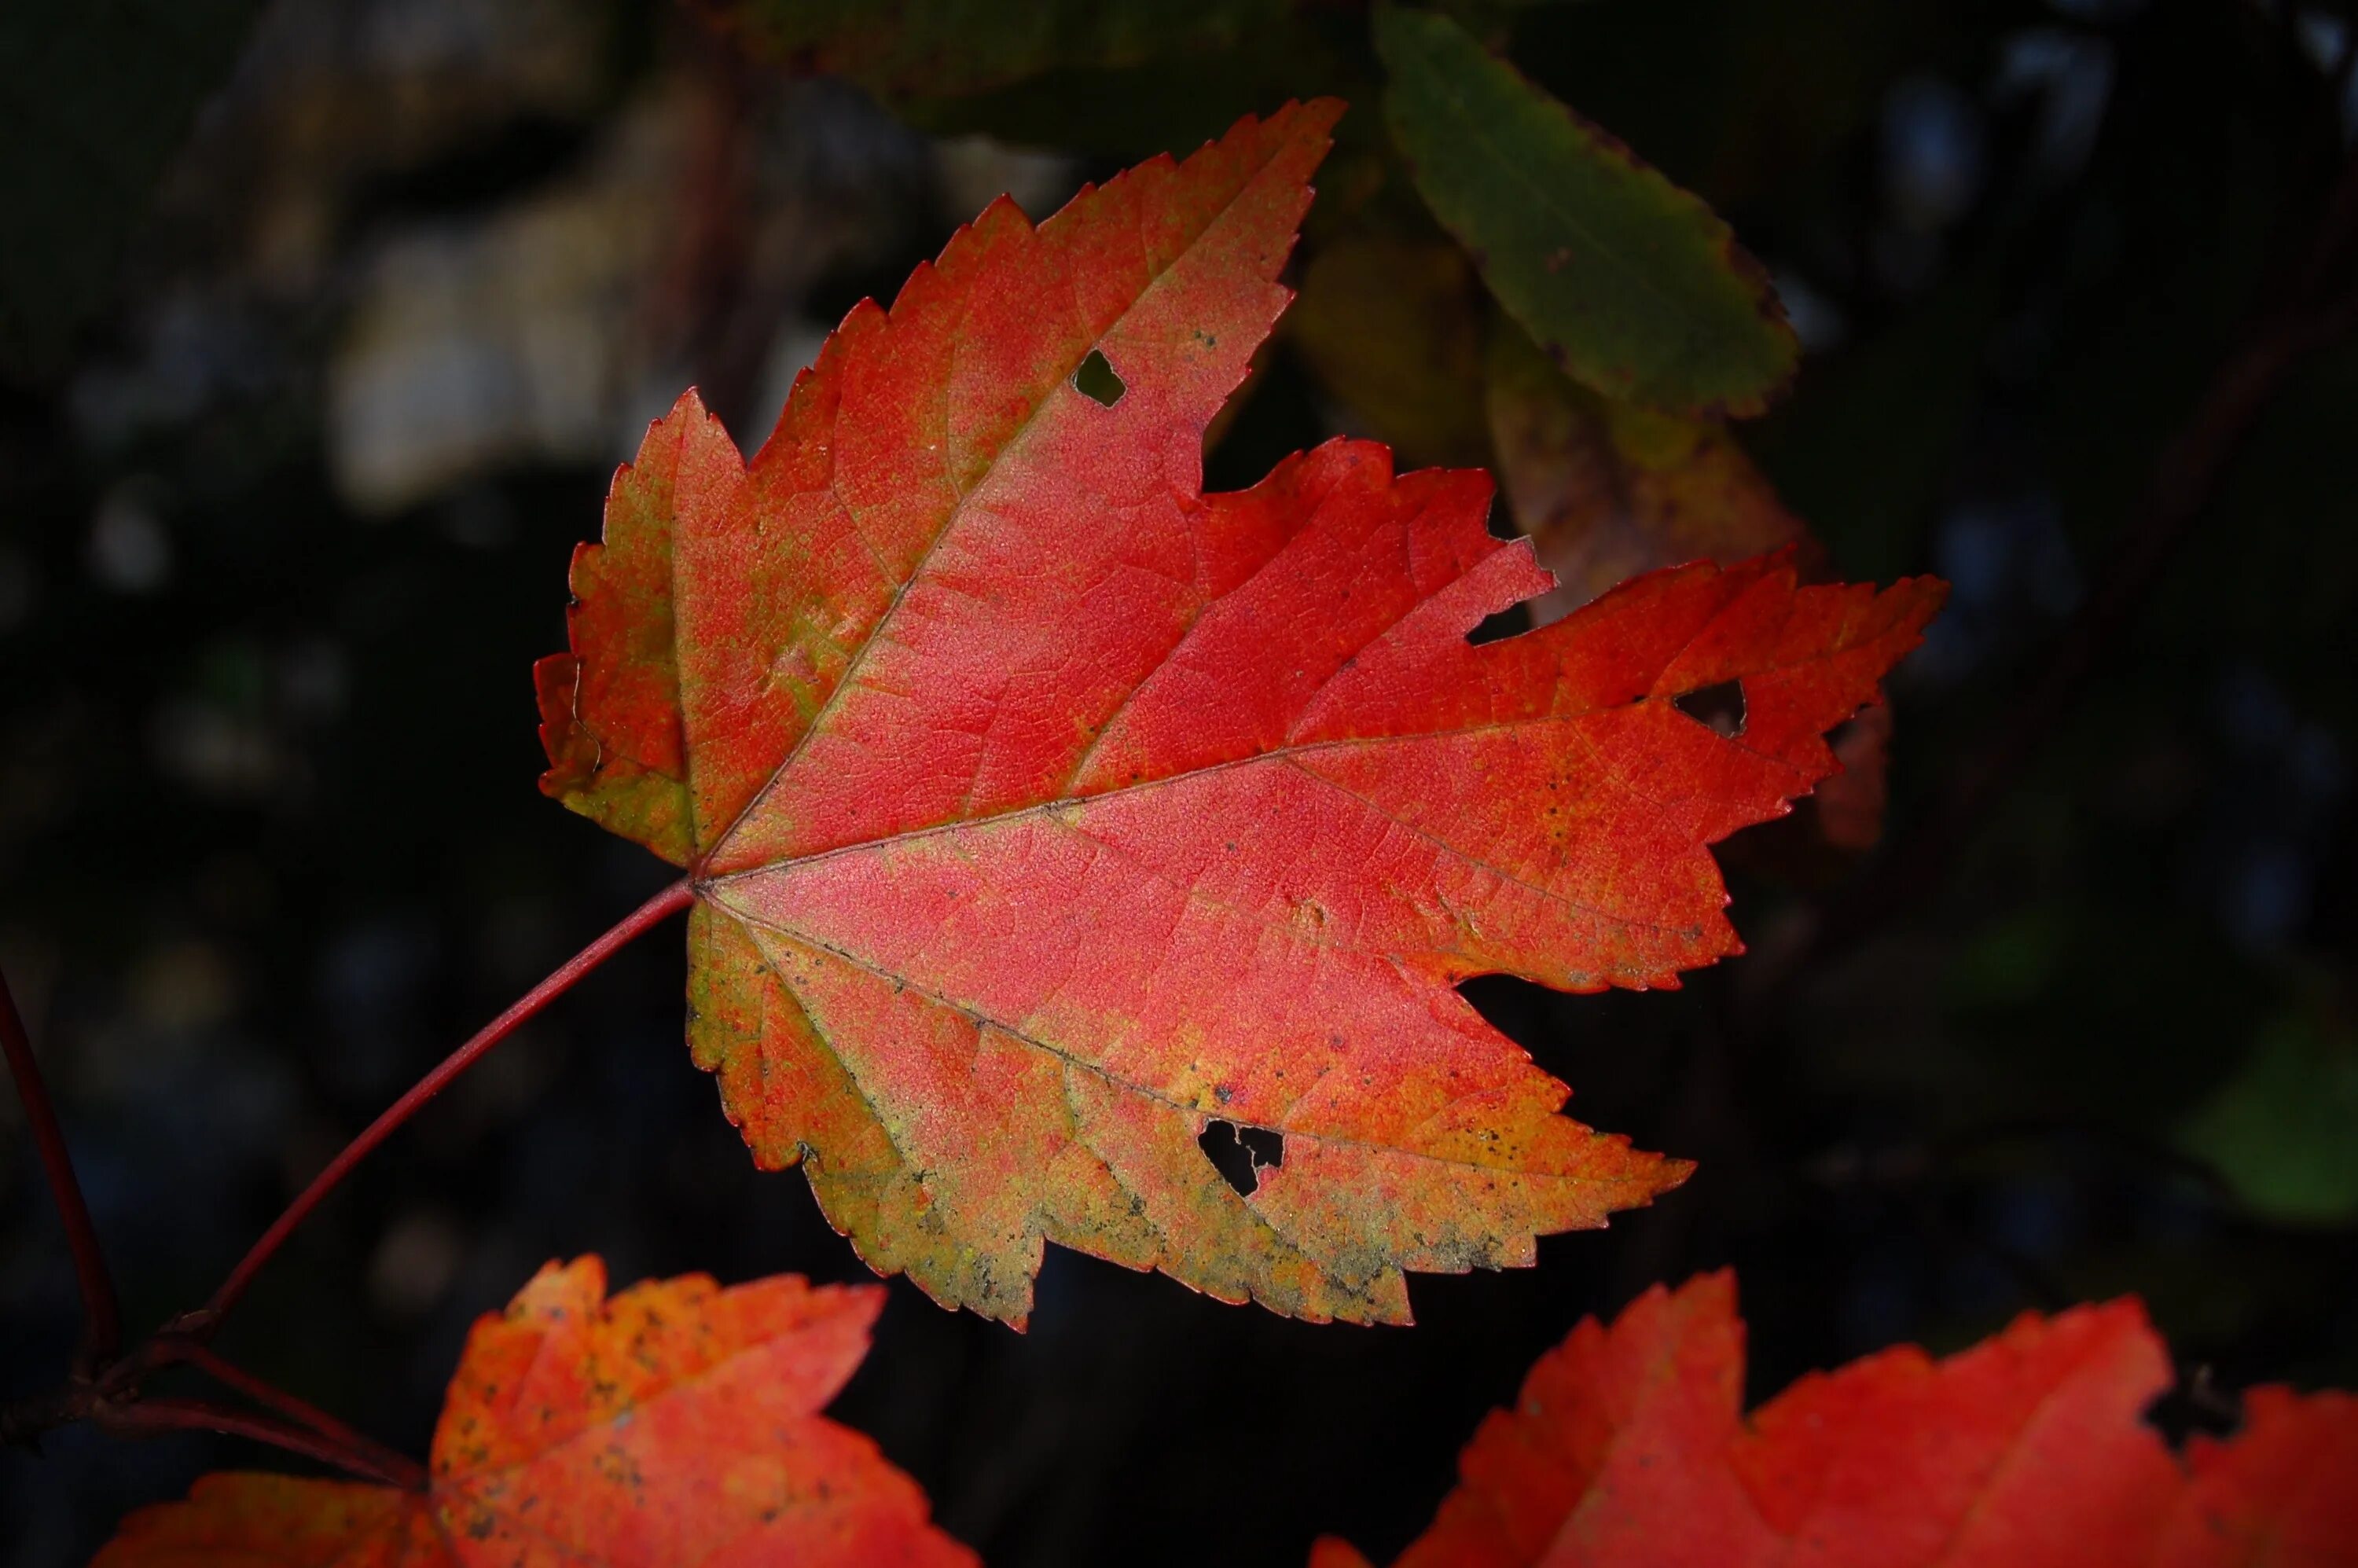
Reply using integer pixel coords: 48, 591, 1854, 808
0, 962, 121, 1369
194, 876, 695, 1330
95, 1397, 418, 1489
163, 1342, 427, 1490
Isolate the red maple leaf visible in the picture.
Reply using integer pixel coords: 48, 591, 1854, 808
1313, 1272, 2358, 1567
94, 1259, 972, 1567
534, 100, 1945, 1326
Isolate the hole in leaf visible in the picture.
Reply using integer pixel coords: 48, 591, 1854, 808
2144, 1367, 2243, 1445
1198, 1119, 1284, 1197
1467, 602, 1531, 646
1674, 678, 1746, 737
1074, 347, 1126, 407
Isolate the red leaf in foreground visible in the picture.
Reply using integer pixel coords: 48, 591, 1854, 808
95, 1258, 972, 1568
533, 100, 1946, 1326
1315, 1272, 2358, 1567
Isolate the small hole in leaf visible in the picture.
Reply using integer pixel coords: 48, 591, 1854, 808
1074, 347, 1125, 407
1198, 1119, 1284, 1197
1467, 602, 1531, 646
1674, 678, 1746, 737
2143, 1368, 2242, 1445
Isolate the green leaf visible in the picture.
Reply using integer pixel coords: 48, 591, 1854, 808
2180, 1012, 2358, 1227
1372, 3, 1796, 418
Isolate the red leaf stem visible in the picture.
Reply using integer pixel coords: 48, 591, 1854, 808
166, 1342, 428, 1490
197, 878, 695, 1330
96, 1397, 418, 1489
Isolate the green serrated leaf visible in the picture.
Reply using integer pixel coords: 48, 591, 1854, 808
1372, 3, 1796, 418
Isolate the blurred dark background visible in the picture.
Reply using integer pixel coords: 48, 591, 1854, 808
6, 2, 2358, 1563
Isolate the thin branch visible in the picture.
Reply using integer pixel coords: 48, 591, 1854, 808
167, 1342, 427, 1490
95, 1397, 418, 1489
0, 961, 120, 1368
193, 876, 696, 1331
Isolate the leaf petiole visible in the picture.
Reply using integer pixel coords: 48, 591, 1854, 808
157, 1342, 428, 1489
96, 1396, 421, 1489
196, 876, 696, 1330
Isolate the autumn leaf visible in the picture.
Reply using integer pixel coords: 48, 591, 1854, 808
1482, 322, 1892, 854
1485, 323, 1811, 626
534, 101, 1945, 1327
1313, 1272, 2358, 1567
94, 1258, 973, 1568
1809, 701, 1893, 853
1373, 6, 1798, 419
1281, 239, 1807, 615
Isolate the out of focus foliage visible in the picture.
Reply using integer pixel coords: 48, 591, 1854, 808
4, 2, 2356, 1566
0, 1, 267, 379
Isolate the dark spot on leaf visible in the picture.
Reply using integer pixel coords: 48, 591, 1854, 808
1674, 678, 1746, 738
1074, 347, 1125, 407
1199, 1119, 1284, 1196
